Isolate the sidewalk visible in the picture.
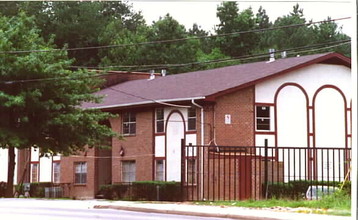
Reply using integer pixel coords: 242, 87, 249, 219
92, 200, 351, 220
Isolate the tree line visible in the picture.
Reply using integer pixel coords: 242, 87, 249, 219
0, 1, 351, 74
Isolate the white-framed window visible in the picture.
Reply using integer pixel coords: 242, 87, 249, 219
74, 162, 87, 184
187, 159, 197, 184
156, 108, 164, 133
155, 160, 165, 181
31, 163, 39, 183
123, 112, 136, 135
53, 162, 61, 183
188, 107, 197, 131
256, 106, 270, 130
122, 160, 136, 183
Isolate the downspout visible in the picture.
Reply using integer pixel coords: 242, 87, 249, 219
191, 99, 204, 200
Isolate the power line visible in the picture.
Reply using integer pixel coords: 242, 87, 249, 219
70, 39, 351, 70
0, 39, 350, 85
0, 17, 350, 55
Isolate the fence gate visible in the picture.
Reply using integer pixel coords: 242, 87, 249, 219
181, 143, 255, 201
181, 141, 351, 201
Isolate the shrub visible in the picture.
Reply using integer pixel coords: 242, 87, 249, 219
29, 182, 53, 198
266, 180, 347, 199
0, 182, 6, 197
98, 181, 181, 201
132, 181, 181, 201
98, 184, 129, 200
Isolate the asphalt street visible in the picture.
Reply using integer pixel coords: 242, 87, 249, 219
0, 198, 233, 220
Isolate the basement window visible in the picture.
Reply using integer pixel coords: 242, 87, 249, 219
187, 159, 197, 184
155, 160, 165, 181
256, 106, 270, 130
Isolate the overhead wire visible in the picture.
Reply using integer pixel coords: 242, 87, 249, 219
69, 39, 351, 71
0, 39, 351, 85
0, 16, 351, 55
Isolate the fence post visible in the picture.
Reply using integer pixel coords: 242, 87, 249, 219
264, 139, 269, 199
180, 138, 185, 201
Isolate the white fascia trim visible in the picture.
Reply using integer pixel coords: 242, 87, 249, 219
86, 96, 206, 109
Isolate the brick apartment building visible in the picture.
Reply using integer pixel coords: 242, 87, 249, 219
2, 52, 352, 199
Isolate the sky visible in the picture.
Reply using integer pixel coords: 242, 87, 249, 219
131, 1, 354, 37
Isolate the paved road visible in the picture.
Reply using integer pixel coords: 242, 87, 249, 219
0, 199, 233, 220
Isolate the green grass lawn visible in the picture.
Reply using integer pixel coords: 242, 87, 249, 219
195, 191, 351, 216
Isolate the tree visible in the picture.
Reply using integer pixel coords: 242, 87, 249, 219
0, 1, 144, 67
0, 13, 116, 197
215, 2, 258, 57
312, 17, 350, 56
265, 4, 315, 50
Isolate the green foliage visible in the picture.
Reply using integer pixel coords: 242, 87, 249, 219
0, 2, 350, 71
0, 13, 117, 154
98, 181, 181, 201
197, 192, 351, 216
266, 180, 350, 200
29, 182, 53, 197
215, 2, 258, 57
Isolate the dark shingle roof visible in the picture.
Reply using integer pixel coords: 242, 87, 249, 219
83, 52, 350, 110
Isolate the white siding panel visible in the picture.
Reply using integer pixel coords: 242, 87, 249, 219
255, 64, 351, 105
0, 149, 8, 182
155, 135, 165, 157
276, 86, 308, 182
31, 147, 39, 162
185, 134, 197, 157
39, 155, 52, 182
277, 86, 308, 148
315, 88, 346, 181
166, 112, 185, 181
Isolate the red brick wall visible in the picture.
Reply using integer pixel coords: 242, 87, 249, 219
60, 148, 96, 199
213, 87, 255, 146
110, 109, 154, 183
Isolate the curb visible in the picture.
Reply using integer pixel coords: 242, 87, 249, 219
93, 205, 281, 220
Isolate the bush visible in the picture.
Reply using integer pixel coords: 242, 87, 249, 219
29, 182, 53, 198
98, 184, 129, 200
266, 180, 348, 199
98, 181, 181, 201
0, 182, 6, 197
132, 181, 181, 201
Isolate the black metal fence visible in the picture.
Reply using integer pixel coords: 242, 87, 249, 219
181, 143, 351, 201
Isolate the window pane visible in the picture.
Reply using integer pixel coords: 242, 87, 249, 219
122, 161, 136, 183
129, 123, 136, 134
75, 162, 87, 184
53, 162, 61, 183
156, 160, 164, 181
188, 108, 196, 117
187, 159, 196, 184
156, 109, 164, 120
157, 120, 164, 133
129, 113, 136, 122
123, 123, 130, 134
188, 118, 196, 131
123, 112, 130, 122
256, 119, 270, 130
256, 106, 270, 117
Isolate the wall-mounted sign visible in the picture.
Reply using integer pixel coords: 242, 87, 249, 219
225, 114, 231, 124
